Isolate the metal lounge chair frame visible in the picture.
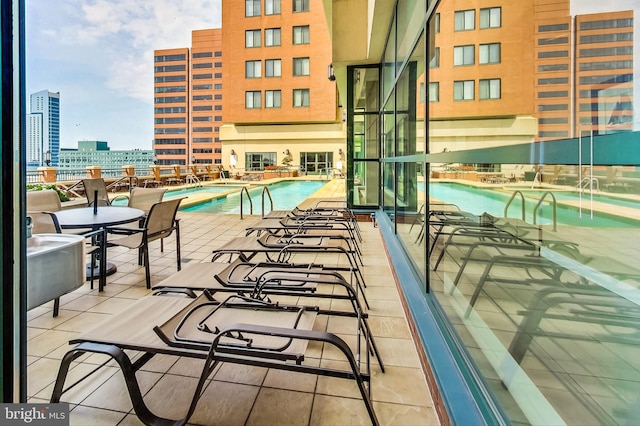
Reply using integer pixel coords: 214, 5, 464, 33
50, 293, 379, 425
210, 232, 369, 307
151, 258, 385, 371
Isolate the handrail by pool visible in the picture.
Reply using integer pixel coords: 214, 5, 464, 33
533, 191, 558, 231
261, 186, 273, 218
504, 190, 526, 220
239, 186, 253, 219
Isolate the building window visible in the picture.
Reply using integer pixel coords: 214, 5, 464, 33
539, 37, 569, 45
193, 73, 212, 79
193, 95, 212, 101
293, 26, 310, 44
293, 89, 310, 107
453, 45, 475, 66
293, 0, 309, 12
193, 63, 212, 69
434, 13, 440, 33
245, 30, 261, 47
265, 0, 280, 15
246, 152, 276, 171
293, 57, 310, 76
192, 52, 212, 59
479, 79, 501, 99
245, 60, 261, 78
265, 59, 282, 77
429, 47, 439, 68
193, 84, 212, 90
265, 90, 281, 108
265, 28, 281, 46
192, 105, 212, 111
214, 94, 222, 100
246, 91, 261, 109
479, 7, 501, 29
214, 105, 222, 110
479, 43, 500, 64
193, 116, 212, 122
214, 83, 222, 89
454, 10, 475, 31
429, 82, 439, 102
454, 80, 474, 100
192, 127, 213, 132
246, 0, 260, 17
214, 62, 222, 67
214, 73, 222, 78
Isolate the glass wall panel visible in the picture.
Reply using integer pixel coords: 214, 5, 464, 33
351, 161, 379, 207
397, 0, 426, 67
425, 1, 640, 424
382, 17, 396, 102
383, 91, 396, 158
383, 162, 395, 219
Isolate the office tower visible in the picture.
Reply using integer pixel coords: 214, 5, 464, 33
220, 0, 343, 174
26, 90, 60, 167
153, 28, 223, 166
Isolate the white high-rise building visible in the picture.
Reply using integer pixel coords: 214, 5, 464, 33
26, 90, 60, 167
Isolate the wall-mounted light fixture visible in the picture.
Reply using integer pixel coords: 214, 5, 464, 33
328, 64, 336, 81
284, 149, 290, 155
44, 150, 51, 167
338, 148, 343, 155
230, 149, 236, 155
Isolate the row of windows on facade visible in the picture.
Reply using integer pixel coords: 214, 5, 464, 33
154, 116, 220, 124
155, 148, 221, 155
154, 105, 222, 114
245, 0, 310, 17
245, 26, 310, 47
154, 126, 221, 134
427, 79, 501, 102
154, 84, 222, 93
155, 73, 222, 83
154, 138, 220, 145
154, 52, 222, 62
430, 44, 632, 69
245, 89, 309, 108
155, 94, 222, 104
155, 61, 222, 73
245, 58, 309, 78
538, 18, 633, 33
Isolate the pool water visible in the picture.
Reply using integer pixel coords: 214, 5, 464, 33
181, 180, 327, 214
428, 182, 638, 228
164, 185, 245, 198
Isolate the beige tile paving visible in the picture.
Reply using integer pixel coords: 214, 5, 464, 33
26, 179, 439, 425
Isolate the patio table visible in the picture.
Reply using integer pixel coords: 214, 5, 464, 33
55, 206, 145, 291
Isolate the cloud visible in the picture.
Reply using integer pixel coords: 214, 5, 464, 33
26, 0, 221, 148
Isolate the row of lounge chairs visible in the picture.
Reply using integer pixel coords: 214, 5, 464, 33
50, 202, 382, 425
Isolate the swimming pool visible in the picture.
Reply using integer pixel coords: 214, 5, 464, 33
428, 182, 639, 228
181, 180, 327, 214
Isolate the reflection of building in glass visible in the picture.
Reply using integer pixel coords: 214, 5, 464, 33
428, 1, 635, 148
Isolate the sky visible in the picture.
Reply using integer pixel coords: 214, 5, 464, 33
26, 0, 221, 150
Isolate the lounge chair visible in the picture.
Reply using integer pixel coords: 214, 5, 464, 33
210, 232, 368, 307
246, 215, 362, 247
151, 258, 385, 370
50, 293, 379, 425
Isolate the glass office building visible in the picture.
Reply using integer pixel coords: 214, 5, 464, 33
332, 0, 640, 424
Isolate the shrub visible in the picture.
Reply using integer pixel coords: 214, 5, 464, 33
26, 184, 70, 202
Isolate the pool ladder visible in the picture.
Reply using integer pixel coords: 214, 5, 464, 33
504, 190, 557, 231
239, 186, 274, 219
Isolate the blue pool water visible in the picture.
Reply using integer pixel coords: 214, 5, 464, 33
428, 183, 638, 228
181, 180, 327, 214
164, 185, 245, 199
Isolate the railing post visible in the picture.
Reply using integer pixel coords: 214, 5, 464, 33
37, 166, 57, 183
121, 165, 135, 177
86, 166, 102, 179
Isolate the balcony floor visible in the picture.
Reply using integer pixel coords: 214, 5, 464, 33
25, 182, 439, 425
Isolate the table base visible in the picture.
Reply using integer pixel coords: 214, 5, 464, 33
86, 262, 117, 281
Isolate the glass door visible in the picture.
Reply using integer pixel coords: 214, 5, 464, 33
300, 152, 333, 175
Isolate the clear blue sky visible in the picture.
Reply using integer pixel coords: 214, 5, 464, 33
26, 0, 221, 150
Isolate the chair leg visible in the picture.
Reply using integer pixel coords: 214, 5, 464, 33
53, 298, 60, 317
176, 221, 181, 271
143, 244, 151, 289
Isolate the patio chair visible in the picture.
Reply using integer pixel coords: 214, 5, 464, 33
27, 211, 103, 315
151, 258, 385, 370
107, 198, 184, 289
50, 293, 379, 425
83, 178, 111, 207
113, 187, 167, 215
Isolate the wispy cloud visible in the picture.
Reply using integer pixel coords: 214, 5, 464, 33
26, 0, 221, 148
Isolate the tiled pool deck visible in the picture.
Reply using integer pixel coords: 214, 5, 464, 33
25, 179, 440, 425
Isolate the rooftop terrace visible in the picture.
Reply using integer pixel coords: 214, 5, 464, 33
25, 179, 440, 425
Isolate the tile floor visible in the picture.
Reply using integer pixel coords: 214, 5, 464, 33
26, 180, 440, 426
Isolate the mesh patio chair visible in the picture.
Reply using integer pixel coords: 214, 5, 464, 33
107, 198, 184, 289
82, 178, 111, 207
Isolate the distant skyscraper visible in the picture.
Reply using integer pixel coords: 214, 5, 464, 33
26, 90, 60, 167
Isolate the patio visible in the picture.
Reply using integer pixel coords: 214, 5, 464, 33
24, 181, 439, 425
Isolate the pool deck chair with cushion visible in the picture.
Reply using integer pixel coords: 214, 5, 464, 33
50, 293, 379, 425
210, 232, 368, 307
107, 198, 184, 289
151, 258, 385, 370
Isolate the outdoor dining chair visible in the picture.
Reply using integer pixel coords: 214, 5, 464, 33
106, 198, 184, 289
82, 178, 111, 207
